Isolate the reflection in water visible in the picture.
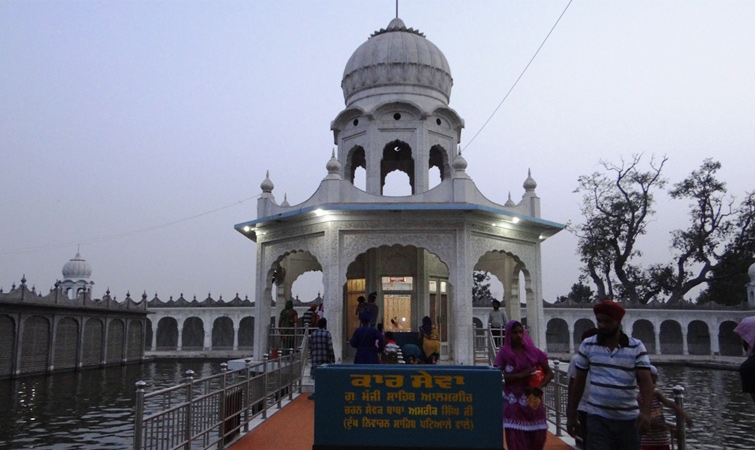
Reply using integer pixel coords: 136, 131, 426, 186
0, 360, 221, 449
656, 366, 755, 449
0, 363, 753, 449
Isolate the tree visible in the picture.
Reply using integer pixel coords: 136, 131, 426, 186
472, 270, 494, 306
570, 154, 667, 303
556, 281, 595, 303
571, 156, 754, 305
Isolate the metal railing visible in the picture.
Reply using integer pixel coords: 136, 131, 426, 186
542, 360, 688, 450
133, 349, 303, 450
473, 324, 502, 365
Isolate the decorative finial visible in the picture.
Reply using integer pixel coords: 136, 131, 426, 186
523, 168, 537, 191
261, 170, 274, 193
396, 0, 399, 18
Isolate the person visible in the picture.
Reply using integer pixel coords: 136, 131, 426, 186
278, 300, 298, 350
307, 318, 335, 400
365, 292, 379, 327
355, 295, 367, 318
495, 320, 553, 450
419, 316, 441, 364
567, 300, 655, 450
301, 304, 317, 328
567, 328, 598, 449
401, 343, 421, 364
382, 331, 404, 364
637, 365, 693, 449
350, 310, 383, 364
734, 316, 755, 404
488, 299, 507, 347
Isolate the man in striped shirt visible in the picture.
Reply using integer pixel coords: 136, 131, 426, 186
567, 300, 654, 450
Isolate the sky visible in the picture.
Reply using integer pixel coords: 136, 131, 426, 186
1, 1, 753, 304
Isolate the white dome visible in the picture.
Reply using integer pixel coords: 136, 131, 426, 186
749, 261, 755, 282
62, 252, 92, 279
341, 18, 453, 106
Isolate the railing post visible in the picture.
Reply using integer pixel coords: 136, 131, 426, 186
134, 380, 147, 450
277, 352, 283, 409
218, 362, 228, 450
553, 360, 562, 436
289, 347, 295, 401
673, 385, 686, 450
243, 358, 252, 432
262, 354, 269, 420
184, 369, 195, 450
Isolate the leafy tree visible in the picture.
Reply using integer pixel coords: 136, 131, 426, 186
472, 270, 494, 306
556, 281, 595, 303
571, 156, 754, 305
570, 155, 667, 303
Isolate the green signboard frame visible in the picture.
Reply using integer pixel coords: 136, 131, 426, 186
314, 364, 502, 449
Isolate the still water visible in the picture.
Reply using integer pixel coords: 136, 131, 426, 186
0, 362, 753, 449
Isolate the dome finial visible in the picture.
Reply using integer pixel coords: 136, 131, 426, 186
325, 148, 342, 179
261, 170, 274, 193
281, 193, 290, 207
523, 168, 537, 191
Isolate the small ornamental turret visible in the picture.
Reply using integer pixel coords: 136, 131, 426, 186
260, 170, 274, 193
504, 192, 516, 207
523, 169, 537, 192
280, 193, 290, 207
325, 149, 341, 180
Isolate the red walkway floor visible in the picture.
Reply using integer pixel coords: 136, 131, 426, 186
231, 395, 575, 450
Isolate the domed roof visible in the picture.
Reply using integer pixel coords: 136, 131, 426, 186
62, 252, 92, 279
749, 261, 755, 282
341, 18, 453, 106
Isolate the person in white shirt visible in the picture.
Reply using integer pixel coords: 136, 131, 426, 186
488, 299, 507, 347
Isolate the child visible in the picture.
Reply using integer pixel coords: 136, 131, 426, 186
637, 365, 693, 450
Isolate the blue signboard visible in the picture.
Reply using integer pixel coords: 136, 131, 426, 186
314, 365, 503, 449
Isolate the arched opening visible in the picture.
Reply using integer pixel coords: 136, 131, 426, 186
127, 320, 143, 359
20, 316, 50, 374
145, 319, 154, 351
0, 315, 16, 377
106, 319, 124, 363
660, 320, 683, 355
182, 317, 204, 351
719, 321, 741, 356
344, 244, 450, 361
632, 319, 656, 354
292, 271, 324, 303
83, 318, 104, 366
573, 318, 596, 351
428, 145, 449, 190
381, 140, 414, 195
239, 317, 254, 350
212, 317, 234, 350
687, 320, 711, 355
156, 317, 178, 350
346, 145, 366, 190
54, 317, 78, 370
546, 318, 569, 353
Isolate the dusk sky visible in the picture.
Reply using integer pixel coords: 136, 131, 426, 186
2, 1, 753, 303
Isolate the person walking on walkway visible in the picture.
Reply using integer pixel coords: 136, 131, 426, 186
567, 300, 655, 450
734, 316, 755, 404
350, 310, 383, 364
495, 319, 553, 450
365, 292, 379, 327
488, 299, 507, 347
308, 318, 335, 400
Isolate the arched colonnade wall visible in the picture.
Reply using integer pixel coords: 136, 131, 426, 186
147, 308, 255, 352
543, 306, 751, 357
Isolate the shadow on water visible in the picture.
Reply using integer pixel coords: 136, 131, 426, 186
657, 366, 755, 450
0, 360, 222, 449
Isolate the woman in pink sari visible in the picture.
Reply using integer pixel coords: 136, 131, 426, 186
495, 320, 553, 450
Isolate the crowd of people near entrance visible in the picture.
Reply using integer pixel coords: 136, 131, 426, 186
305, 291, 755, 450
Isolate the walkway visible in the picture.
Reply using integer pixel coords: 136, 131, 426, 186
231, 394, 575, 450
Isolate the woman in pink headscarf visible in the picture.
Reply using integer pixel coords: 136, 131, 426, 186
734, 316, 755, 404
495, 320, 553, 450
